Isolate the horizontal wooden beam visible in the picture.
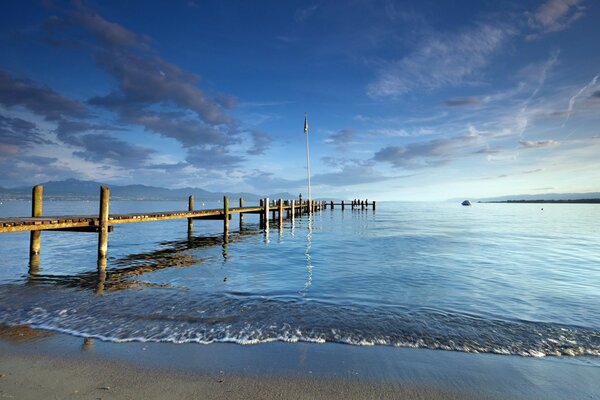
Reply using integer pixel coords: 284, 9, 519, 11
48, 226, 114, 233
192, 214, 232, 220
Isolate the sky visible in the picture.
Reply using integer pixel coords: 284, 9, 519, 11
0, 0, 599, 200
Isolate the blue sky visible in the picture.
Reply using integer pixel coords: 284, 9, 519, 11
0, 0, 599, 200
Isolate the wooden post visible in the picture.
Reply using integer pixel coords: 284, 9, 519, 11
223, 196, 229, 234
188, 195, 194, 238
98, 186, 110, 267
291, 200, 295, 223
263, 198, 269, 230
29, 185, 43, 257
330, 200, 334, 209
239, 197, 244, 228
278, 198, 283, 226
259, 199, 264, 227
373, 201, 376, 210
361, 200, 365, 210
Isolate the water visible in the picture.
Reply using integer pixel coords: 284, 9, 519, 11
1, 201, 599, 358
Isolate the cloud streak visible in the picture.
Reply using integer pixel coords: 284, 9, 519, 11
367, 22, 514, 97
518, 139, 560, 149
373, 133, 481, 168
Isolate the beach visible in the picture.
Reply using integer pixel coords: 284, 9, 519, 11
1, 325, 599, 399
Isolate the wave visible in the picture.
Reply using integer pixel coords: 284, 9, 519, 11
1, 287, 599, 358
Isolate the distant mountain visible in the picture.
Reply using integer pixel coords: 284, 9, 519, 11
452, 192, 600, 203
0, 179, 294, 202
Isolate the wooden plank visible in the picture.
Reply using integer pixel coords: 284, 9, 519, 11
48, 226, 114, 233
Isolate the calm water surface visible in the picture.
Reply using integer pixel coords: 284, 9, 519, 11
1, 201, 599, 357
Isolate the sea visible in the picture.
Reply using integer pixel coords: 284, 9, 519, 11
1, 200, 599, 358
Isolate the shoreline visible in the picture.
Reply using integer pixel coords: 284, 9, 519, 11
1, 326, 599, 399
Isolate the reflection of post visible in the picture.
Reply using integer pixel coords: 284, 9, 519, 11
29, 185, 43, 263
223, 196, 229, 235
222, 233, 229, 261
239, 197, 244, 229
98, 186, 110, 269
188, 195, 194, 240
301, 213, 313, 295
82, 337, 94, 351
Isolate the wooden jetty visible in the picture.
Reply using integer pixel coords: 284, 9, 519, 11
0, 185, 376, 269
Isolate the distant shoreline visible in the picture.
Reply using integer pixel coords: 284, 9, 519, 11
480, 199, 600, 204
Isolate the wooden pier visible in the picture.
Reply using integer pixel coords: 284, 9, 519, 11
0, 185, 376, 269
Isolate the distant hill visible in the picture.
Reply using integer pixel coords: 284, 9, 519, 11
450, 192, 600, 203
0, 179, 294, 201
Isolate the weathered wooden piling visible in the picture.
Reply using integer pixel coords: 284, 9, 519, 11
373, 201, 376, 210
263, 197, 270, 230
223, 196, 229, 234
29, 185, 43, 258
341, 200, 345, 210
278, 198, 283, 226
188, 195, 194, 237
97, 186, 110, 267
259, 199, 264, 227
239, 197, 244, 227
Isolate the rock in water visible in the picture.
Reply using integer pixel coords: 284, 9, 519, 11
461, 200, 471, 206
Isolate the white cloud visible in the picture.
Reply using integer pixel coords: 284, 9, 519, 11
367, 23, 515, 97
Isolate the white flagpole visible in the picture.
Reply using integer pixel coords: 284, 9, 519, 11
304, 112, 312, 206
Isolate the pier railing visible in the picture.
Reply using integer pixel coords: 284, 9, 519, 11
0, 185, 375, 269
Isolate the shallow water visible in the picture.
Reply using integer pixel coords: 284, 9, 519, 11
1, 200, 599, 357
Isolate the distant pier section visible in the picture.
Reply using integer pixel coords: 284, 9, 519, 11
0, 185, 375, 269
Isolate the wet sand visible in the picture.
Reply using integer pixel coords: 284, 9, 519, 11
0, 325, 599, 399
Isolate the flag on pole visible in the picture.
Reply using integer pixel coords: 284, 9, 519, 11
304, 113, 308, 134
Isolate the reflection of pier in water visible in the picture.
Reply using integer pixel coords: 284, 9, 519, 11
25, 224, 266, 293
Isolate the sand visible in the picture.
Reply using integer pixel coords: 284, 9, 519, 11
1, 325, 599, 399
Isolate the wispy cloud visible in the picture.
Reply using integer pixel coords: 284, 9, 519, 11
478, 168, 544, 180
444, 97, 482, 107
294, 4, 320, 22
527, 0, 585, 39
563, 74, 599, 126
324, 128, 361, 149
367, 22, 515, 97
373, 133, 481, 168
518, 139, 560, 148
